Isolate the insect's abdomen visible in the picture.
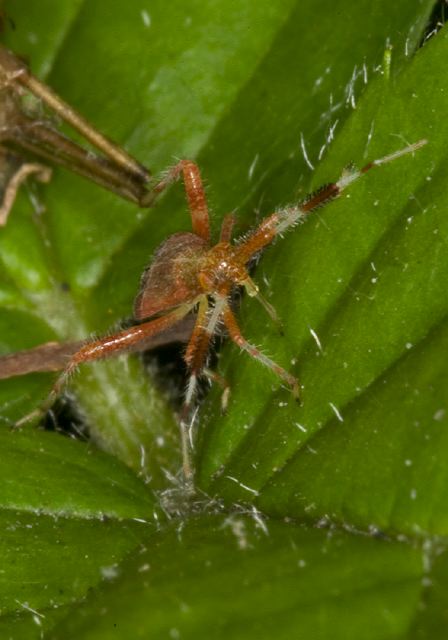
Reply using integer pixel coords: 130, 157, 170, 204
134, 232, 208, 320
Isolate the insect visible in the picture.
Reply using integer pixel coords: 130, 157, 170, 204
0, 44, 156, 225
9, 140, 426, 484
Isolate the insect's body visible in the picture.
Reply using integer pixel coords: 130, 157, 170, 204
198, 242, 249, 295
134, 232, 208, 318
0, 45, 429, 485
12, 146, 427, 484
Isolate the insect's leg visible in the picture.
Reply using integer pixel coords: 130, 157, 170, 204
0, 316, 196, 380
337, 139, 428, 191
283, 139, 428, 229
180, 296, 227, 482
222, 301, 300, 399
219, 213, 236, 243
203, 368, 231, 413
147, 160, 211, 241
14, 357, 80, 428
236, 139, 427, 263
14, 304, 192, 428
180, 298, 211, 482
0, 158, 51, 226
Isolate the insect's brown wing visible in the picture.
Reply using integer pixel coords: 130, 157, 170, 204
134, 232, 208, 320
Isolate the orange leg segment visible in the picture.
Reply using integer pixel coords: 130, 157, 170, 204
15, 305, 192, 428
180, 298, 216, 482
219, 213, 236, 243
180, 296, 230, 482
222, 302, 300, 399
152, 160, 210, 241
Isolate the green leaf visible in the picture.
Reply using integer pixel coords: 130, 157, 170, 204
0, 510, 152, 638
0, 428, 157, 638
1, 1, 445, 639
198, 19, 448, 542
50, 515, 425, 640
0, 429, 156, 517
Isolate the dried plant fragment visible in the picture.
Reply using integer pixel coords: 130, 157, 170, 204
0, 45, 157, 225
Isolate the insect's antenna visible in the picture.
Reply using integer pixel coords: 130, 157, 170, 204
337, 139, 428, 191
241, 276, 283, 330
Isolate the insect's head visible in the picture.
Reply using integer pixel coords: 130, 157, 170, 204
197, 241, 249, 295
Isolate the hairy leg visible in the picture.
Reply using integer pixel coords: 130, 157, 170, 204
150, 160, 211, 241
15, 305, 192, 428
180, 297, 227, 481
222, 301, 299, 398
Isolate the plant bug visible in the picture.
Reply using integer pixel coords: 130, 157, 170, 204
5, 141, 427, 484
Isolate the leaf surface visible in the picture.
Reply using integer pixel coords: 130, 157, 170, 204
0, 429, 156, 638
199, 21, 448, 544
50, 515, 424, 640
